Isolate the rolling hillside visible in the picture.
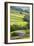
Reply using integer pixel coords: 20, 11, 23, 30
10, 6, 30, 39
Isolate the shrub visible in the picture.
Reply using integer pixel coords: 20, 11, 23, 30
10, 25, 16, 32
11, 32, 18, 36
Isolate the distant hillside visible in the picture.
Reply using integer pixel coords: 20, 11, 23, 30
10, 6, 30, 13
10, 6, 23, 12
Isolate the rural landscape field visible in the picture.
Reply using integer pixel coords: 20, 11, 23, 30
10, 6, 30, 40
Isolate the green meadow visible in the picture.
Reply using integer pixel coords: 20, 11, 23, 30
10, 6, 30, 40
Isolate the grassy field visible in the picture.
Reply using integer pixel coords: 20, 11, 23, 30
10, 6, 30, 40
